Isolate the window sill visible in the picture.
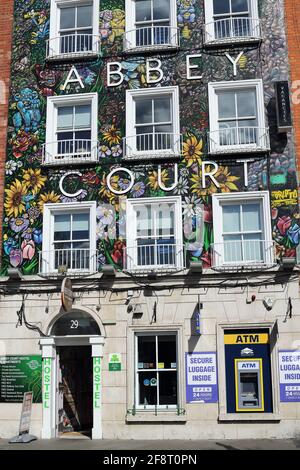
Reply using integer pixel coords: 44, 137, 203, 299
218, 413, 280, 422
123, 44, 179, 55
126, 412, 187, 423
204, 36, 261, 48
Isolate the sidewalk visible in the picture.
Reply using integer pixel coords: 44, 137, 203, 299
0, 438, 299, 450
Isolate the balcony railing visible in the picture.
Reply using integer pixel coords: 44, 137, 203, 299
123, 243, 185, 273
42, 140, 99, 166
211, 240, 275, 271
208, 127, 270, 155
46, 34, 100, 60
123, 133, 183, 160
39, 248, 99, 277
124, 26, 179, 52
204, 17, 261, 45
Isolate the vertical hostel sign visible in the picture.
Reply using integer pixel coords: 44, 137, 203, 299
186, 352, 218, 403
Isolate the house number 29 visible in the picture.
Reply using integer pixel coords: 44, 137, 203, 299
70, 320, 79, 329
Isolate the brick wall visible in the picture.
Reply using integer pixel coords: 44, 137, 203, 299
285, 0, 300, 198
0, 0, 14, 258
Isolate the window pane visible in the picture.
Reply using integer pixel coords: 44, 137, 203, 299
58, 107, 73, 129
60, 7, 76, 29
138, 372, 157, 405
158, 336, 176, 369
243, 234, 263, 261
159, 371, 177, 405
136, 99, 152, 124
157, 204, 174, 236
154, 97, 171, 123
213, 0, 230, 14
75, 105, 91, 128
242, 204, 261, 231
218, 93, 236, 119
232, 0, 249, 13
237, 91, 256, 118
222, 205, 241, 232
138, 336, 156, 366
223, 234, 242, 262
153, 0, 170, 20
77, 5, 93, 28
72, 213, 89, 240
136, 0, 152, 22
136, 205, 153, 237
54, 214, 71, 241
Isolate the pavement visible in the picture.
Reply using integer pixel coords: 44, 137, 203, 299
0, 438, 300, 450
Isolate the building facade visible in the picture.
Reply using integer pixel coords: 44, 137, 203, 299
0, 0, 300, 440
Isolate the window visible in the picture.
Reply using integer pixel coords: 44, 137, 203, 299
204, 0, 260, 44
212, 191, 274, 269
208, 80, 269, 154
48, 0, 100, 59
125, 196, 184, 271
40, 202, 97, 275
125, 0, 178, 51
44, 93, 98, 165
135, 333, 178, 409
125, 87, 181, 160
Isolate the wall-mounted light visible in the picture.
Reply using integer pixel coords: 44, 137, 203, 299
281, 257, 296, 270
101, 265, 116, 277
7, 268, 23, 280
189, 261, 203, 274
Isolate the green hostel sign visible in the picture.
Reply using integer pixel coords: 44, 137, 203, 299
0, 356, 42, 403
109, 353, 121, 372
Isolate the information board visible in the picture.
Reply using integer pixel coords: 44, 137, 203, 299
279, 350, 300, 402
186, 352, 218, 403
0, 356, 42, 403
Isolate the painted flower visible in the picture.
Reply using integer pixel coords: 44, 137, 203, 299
38, 191, 60, 211
99, 174, 118, 200
81, 172, 100, 186
23, 168, 47, 194
287, 224, 300, 245
201, 250, 211, 269
111, 240, 125, 265
33, 229, 42, 245
108, 9, 125, 43
60, 190, 88, 204
9, 216, 30, 233
173, 176, 189, 196
131, 181, 145, 198
277, 216, 292, 236
11, 130, 38, 158
96, 222, 105, 240
4, 238, 18, 256
5, 160, 17, 175
4, 179, 27, 218
182, 134, 203, 167
27, 206, 40, 222
182, 195, 202, 218
148, 169, 168, 191
9, 249, 23, 268
102, 125, 122, 145
96, 206, 114, 225
21, 227, 35, 240
214, 166, 239, 192
204, 205, 212, 224
99, 145, 112, 158
271, 207, 278, 220
21, 240, 35, 260
111, 144, 122, 157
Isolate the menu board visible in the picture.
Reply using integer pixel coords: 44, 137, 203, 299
0, 356, 42, 403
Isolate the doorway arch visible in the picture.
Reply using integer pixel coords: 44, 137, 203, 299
40, 308, 105, 440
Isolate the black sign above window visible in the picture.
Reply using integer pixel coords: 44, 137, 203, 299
275, 81, 292, 133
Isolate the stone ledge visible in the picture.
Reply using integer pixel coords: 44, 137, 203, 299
126, 413, 187, 423
218, 413, 281, 422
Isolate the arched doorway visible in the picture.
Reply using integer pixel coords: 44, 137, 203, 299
40, 309, 104, 440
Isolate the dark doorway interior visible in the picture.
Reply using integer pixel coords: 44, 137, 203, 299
57, 346, 93, 437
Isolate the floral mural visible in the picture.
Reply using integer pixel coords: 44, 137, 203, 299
1, 0, 299, 276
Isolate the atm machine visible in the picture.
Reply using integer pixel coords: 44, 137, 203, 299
234, 359, 264, 412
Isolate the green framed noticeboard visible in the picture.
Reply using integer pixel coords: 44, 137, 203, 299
0, 356, 42, 403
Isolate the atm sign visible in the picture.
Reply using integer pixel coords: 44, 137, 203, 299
224, 333, 269, 345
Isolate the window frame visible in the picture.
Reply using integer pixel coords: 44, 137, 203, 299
204, 0, 260, 44
212, 191, 273, 269
125, 196, 183, 271
208, 79, 267, 154
135, 332, 179, 410
125, 86, 180, 160
41, 201, 97, 275
49, 0, 100, 59
45, 93, 98, 165
125, 0, 178, 51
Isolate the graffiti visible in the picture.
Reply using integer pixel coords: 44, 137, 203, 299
1, 0, 299, 276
